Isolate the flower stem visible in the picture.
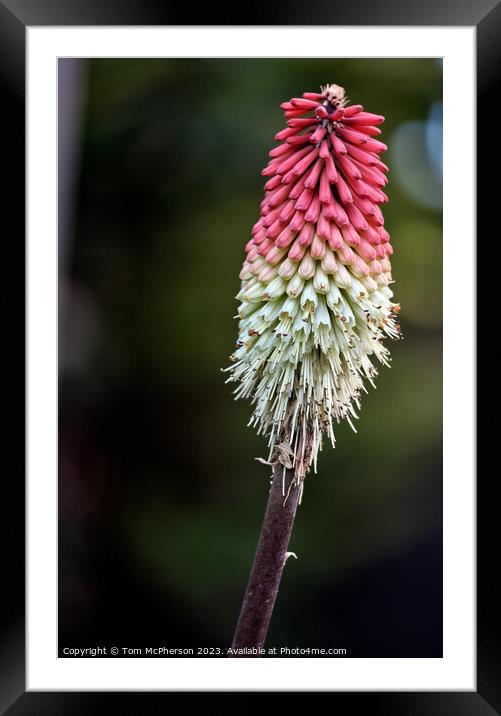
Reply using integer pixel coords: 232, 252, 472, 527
230, 462, 300, 656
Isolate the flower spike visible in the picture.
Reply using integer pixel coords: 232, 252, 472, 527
225, 84, 401, 485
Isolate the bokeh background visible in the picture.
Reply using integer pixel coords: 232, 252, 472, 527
58, 58, 443, 657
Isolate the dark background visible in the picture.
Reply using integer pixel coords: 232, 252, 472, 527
58, 58, 443, 657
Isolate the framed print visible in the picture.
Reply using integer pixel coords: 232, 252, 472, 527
0, 1, 489, 712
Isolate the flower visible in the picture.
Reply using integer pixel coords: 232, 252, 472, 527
225, 84, 401, 483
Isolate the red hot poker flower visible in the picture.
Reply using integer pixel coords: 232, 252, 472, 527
226, 83, 401, 486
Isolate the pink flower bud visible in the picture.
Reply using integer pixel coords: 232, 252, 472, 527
319, 169, 332, 204
267, 183, 290, 208
304, 194, 321, 224
336, 174, 354, 204
338, 154, 362, 181
311, 232, 327, 260
298, 222, 314, 247
324, 195, 348, 226
317, 210, 331, 240
341, 224, 360, 246
262, 205, 281, 227
353, 162, 387, 188
321, 246, 338, 273
319, 139, 330, 159
323, 152, 338, 183
298, 251, 316, 279
278, 199, 296, 224
352, 124, 382, 137
331, 134, 347, 155
281, 168, 301, 184
263, 175, 283, 191
361, 225, 381, 245
257, 238, 274, 256
288, 117, 317, 129
275, 227, 296, 248
315, 106, 329, 119
377, 227, 390, 243
337, 243, 356, 265
266, 245, 287, 265
276, 145, 312, 175
304, 157, 324, 189
287, 134, 314, 146
343, 111, 385, 125
288, 237, 307, 261
265, 218, 285, 239
288, 173, 308, 200
284, 109, 309, 119
345, 143, 379, 166
303, 91, 324, 101
291, 98, 320, 110
343, 104, 363, 117
362, 137, 388, 154
269, 142, 295, 158
353, 194, 377, 217
291, 147, 319, 176
295, 186, 314, 212
380, 257, 391, 272
274, 126, 298, 141
310, 125, 328, 144
328, 224, 344, 250
356, 238, 377, 262
336, 126, 370, 145
289, 210, 306, 232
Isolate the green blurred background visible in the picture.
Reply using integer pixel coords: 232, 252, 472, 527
58, 58, 443, 657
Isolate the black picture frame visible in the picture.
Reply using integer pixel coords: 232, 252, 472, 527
2, 1, 487, 712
